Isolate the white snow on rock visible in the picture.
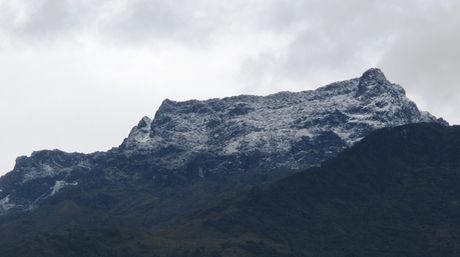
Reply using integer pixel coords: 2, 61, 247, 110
22, 164, 56, 182
0, 196, 15, 212
125, 116, 153, 148
120, 68, 444, 169
12, 152, 90, 183
50, 181, 78, 196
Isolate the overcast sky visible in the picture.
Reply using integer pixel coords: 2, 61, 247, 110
0, 0, 459, 175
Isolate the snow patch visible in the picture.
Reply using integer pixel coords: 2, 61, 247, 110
50, 181, 78, 196
0, 196, 15, 212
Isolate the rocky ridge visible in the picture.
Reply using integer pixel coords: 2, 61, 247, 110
0, 68, 446, 215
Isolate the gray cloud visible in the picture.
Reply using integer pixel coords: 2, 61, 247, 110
0, 0, 459, 174
0, 0, 259, 45
378, 1, 460, 119
236, 0, 459, 120
0, 0, 94, 42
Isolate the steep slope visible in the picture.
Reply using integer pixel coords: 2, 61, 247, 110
3, 124, 460, 257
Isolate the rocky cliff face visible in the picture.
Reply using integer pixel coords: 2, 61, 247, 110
0, 68, 446, 215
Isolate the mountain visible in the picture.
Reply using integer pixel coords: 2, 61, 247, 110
0, 68, 449, 255
0, 68, 445, 219
3, 123, 460, 257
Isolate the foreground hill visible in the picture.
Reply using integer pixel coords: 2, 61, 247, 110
2, 124, 460, 257
147, 123, 460, 257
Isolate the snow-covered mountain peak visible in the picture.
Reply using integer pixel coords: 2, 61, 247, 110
0, 68, 447, 215
119, 68, 445, 171
360, 68, 388, 83
357, 68, 405, 97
